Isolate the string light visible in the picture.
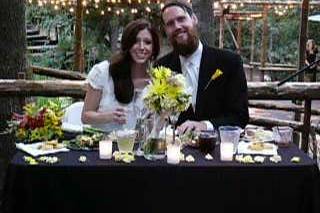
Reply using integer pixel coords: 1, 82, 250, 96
25, 0, 320, 21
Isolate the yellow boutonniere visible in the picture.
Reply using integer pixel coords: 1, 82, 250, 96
203, 69, 223, 91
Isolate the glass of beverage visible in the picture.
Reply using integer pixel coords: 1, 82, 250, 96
198, 130, 217, 154
116, 129, 137, 153
272, 126, 293, 147
219, 126, 241, 154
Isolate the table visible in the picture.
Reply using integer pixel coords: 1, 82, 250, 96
3, 144, 320, 213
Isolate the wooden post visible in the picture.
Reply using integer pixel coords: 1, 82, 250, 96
236, 20, 242, 54
74, 0, 84, 73
294, 0, 310, 146
302, 99, 311, 152
250, 19, 256, 63
260, 5, 269, 82
219, 16, 225, 49
225, 19, 240, 50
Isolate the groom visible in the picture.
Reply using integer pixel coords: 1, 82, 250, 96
156, 0, 249, 133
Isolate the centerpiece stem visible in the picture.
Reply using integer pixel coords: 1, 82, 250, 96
172, 125, 176, 144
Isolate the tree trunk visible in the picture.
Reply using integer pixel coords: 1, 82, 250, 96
193, 0, 215, 46
298, 0, 309, 80
74, 0, 84, 73
0, 0, 26, 131
109, 17, 120, 52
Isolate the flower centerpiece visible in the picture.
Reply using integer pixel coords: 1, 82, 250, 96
142, 66, 191, 160
7, 101, 64, 142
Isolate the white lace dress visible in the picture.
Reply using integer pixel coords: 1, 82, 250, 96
86, 60, 142, 132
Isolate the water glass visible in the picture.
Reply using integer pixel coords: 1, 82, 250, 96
272, 126, 293, 147
219, 126, 241, 161
219, 126, 241, 154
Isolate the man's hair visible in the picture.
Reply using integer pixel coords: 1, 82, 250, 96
161, 0, 193, 17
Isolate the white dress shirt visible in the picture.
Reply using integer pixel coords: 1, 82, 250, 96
179, 42, 214, 130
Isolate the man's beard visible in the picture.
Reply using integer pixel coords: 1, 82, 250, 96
170, 27, 199, 56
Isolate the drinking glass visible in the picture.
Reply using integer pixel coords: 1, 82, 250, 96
272, 126, 293, 147
168, 111, 180, 144
116, 129, 137, 153
198, 130, 217, 154
219, 126, 241, 161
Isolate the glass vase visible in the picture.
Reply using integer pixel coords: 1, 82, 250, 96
143, 113, 166, 160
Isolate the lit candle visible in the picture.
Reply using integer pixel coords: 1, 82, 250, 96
167, 143, 180, 164
220, 143, 234, 161
99, 140, 112, 159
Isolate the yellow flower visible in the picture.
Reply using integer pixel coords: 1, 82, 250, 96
152, 66, 171, 80
203, 69, 223, 91
211, 69, 223, 81
144, 66, 191, 114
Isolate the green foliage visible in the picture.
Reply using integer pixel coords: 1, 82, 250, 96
26, 4, 162, 73
219, 7, 320, 66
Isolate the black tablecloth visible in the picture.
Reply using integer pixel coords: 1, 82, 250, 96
3, 144, 320, 213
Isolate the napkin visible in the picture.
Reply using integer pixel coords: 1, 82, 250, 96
237, 141, 278, 156
16, 142, 70, 157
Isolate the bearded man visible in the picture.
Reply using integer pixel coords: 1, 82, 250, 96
156, 0, 249, 133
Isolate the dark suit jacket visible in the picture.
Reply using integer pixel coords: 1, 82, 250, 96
156, 45, 249, 129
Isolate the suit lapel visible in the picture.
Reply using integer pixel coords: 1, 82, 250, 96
195, 46, 217, 117
169, 52, 182, 74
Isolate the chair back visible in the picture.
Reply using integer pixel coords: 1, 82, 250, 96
63, 101, 84, 125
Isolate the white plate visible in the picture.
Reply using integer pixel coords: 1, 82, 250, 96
244, 129, 274, 142
16, 142, 69, 157
237, 141, 278, 156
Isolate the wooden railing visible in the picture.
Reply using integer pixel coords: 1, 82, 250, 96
244, 63, 298, 82
1, 65, 320, 156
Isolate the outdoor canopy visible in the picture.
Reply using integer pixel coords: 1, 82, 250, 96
308, 14, 320, 22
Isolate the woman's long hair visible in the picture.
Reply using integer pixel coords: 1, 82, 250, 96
306, 39, 318, 53
109, 19, 160, 104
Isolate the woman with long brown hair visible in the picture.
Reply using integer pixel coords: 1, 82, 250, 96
305, 39, 319, 81
82, 19, 160, 131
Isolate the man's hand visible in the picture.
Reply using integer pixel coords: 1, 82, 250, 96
177, 120, 207, 134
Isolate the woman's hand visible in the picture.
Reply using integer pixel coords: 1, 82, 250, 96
110, 107, 128, 124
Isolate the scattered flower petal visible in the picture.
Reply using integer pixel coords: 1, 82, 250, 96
270, 155, 282, 163
205, 153, 213, 160
291, 156, 301, 163
186, 155, 195, 162
79, 155, 87, 163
